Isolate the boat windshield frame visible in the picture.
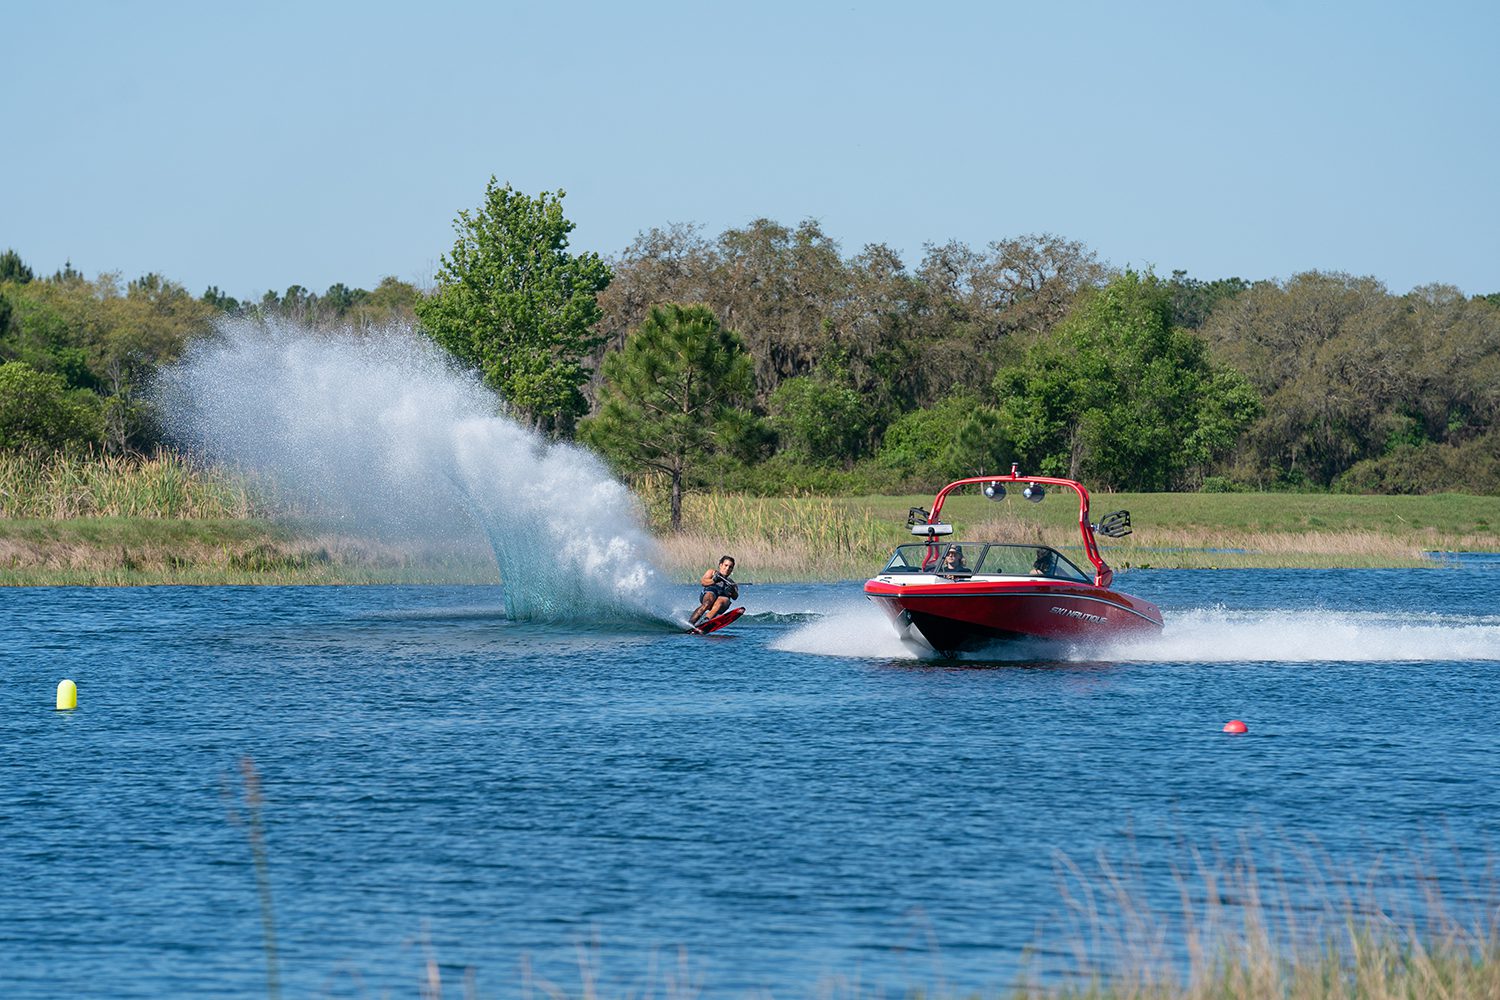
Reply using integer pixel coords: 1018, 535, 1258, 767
880, 542, 1092, 583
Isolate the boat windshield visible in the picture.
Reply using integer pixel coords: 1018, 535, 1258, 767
880, 543, 1091, 583
981, 544, 1091, 582
882, 542, 980, 574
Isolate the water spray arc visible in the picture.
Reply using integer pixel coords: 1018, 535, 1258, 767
156, 319, 678, 623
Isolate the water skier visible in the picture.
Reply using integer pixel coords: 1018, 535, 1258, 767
689, 555, 738, 625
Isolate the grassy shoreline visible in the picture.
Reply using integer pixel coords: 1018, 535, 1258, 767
0, 491, 1495, 586
3, 453, 1495, 584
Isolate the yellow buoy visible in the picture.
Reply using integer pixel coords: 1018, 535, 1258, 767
56, 679, 77, 711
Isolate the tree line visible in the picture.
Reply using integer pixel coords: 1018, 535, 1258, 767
3, 180, 1497, 511
0, 248, 421, 454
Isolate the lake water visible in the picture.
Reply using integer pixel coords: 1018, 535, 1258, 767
3, 559, 1499, 997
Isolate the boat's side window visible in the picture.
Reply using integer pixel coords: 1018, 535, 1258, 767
1050, 551, 1092, 583
882, 545, 926, 573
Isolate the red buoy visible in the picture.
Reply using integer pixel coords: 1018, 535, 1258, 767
1222, 719, 1248, 734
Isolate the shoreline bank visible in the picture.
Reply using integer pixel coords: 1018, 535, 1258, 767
0, 511, 1492, 586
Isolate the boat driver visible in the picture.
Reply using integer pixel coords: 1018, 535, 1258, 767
689, 555, 738, 625
941, 547, 967, 573
1030, 548, 1057, 577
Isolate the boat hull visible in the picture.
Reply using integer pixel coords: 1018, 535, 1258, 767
864, 577, 1163, 654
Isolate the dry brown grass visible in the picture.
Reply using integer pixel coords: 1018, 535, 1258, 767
652, 501, 1456, 581
1104, 529, 1439, 570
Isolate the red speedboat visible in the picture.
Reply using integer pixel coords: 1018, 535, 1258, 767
864, 466, 1163, 654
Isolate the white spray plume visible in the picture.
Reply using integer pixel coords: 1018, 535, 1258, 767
156, 318, 678, 623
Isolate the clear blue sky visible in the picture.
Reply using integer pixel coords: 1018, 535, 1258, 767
5, 0, 1497, 298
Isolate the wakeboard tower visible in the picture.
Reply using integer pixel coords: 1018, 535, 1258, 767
864, 465, 1163, 654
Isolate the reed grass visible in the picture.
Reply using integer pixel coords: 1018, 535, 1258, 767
0, 451, 263, 519
1023, 840, 1500, 1000
658, 492, 896, 581
650, 489, 1499, 581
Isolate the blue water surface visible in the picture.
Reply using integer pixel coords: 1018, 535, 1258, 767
3, 562, 1498, 997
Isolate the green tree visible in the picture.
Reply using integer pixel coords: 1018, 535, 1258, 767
1166, 270, 1251, 329
0, 249, 34, 284
49, 260, 83, 284
349, 276, 421, 329
877, 393, 1015, 485
579, 304, 756, 530
202, 285, 242, 313
418, 179, 612, 433
768, 357, 866, 463
321, 282, 364, 316
1200, 272, 1446, 487
2, 271, 213, 450
0, 361, 104, 454
996, 271, 1260, 490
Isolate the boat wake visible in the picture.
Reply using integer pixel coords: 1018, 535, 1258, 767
770, 601, 925, 660
156, 319, 682, 625
772, 602, 1500, 663
1105, 606, 1500, 662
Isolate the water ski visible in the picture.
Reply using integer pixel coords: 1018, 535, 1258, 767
690, 606, 744, 635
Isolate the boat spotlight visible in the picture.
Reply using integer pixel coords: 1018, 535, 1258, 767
1023, 483, 1046, 503
983, 481, 1006, 501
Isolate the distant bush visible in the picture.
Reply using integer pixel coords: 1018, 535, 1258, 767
0, 362, 105, 455
1198, 475, 1249, 493
1335, 435, 1500, 495
767, 368, 867, 463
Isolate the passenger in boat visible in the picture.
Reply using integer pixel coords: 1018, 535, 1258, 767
1030, 548, 1057, 577
941, 547, 968, 573
689, 555, 738, 625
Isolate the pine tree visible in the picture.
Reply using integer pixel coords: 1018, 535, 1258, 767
580, 304, 757, 529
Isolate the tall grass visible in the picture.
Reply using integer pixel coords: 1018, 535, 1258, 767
0, 451, 263, 519
660, 491, 900, 580
1028, 841, 1500, 1000
388, 842, 1499, 999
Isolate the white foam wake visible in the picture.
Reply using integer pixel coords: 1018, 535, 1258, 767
772, 602, 1500, 663
771, 600, 924, 659
155, 319, 678, 623
1106, 607, 1500, 662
